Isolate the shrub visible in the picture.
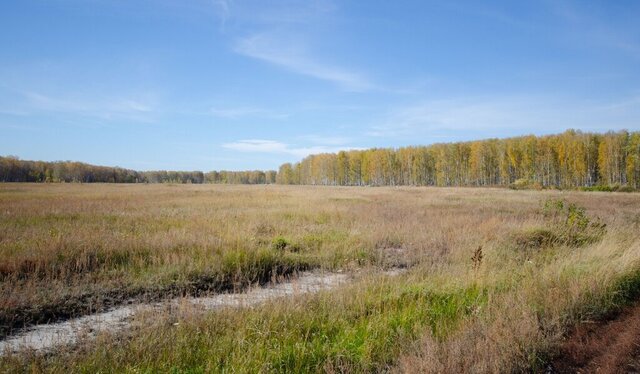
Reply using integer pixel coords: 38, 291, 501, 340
514, 228, 559, 250
580, 184, 636, 192
617, 185, 636, 193
271, 236, 290, 251
509, 178, 532, 190
580, 185, 613, 192
516, 200, 607, 250
541, 199, 564, 218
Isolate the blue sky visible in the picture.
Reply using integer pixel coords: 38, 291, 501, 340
1, 0, 639, 171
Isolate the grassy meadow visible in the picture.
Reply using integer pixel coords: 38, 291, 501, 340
1, 183, 640, 372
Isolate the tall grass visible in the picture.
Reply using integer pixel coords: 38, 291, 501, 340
0, 184, 367, 335
1, 184, 639, 372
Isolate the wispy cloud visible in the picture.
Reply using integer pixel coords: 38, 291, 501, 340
0, 123, 39, 131
442, 2, 535, 30
212, 0, 231, 31
368, 95, 640, 139
234, 33, 373, 92
222, 139, 361, 158
550, 2, 640, 60
0, 108, 29, 116
209, 105, 288, 119
597, 96, 640, 111
212, 0, 336, 26
367, 98, 528, 138
223, 139, 288, 153
210, 0, 377, 92
19, 91, 157, 122
297, 134, 352, 146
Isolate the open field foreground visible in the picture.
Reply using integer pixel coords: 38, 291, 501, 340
1, 184, 640, 372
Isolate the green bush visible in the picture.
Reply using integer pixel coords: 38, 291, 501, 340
580, 184, 636, 192
517, 200, 607, 250
508, 179, 543, 190
271, 236, 290, 251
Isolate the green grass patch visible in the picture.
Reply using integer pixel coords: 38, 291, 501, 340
13, 281, 487, 373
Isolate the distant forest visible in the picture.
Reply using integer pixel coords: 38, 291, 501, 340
3, 130, 639, 189
277, 130, 640, 189
0, 157, 276, 185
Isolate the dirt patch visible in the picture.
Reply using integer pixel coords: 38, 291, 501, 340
1, 268, 406, 355
0, 288, 130, 339
550, 302, 640, 373
0, 263, 307, 339
0, 271, 351, 355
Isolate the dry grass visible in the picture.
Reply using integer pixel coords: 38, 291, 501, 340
1, 184, 639, 372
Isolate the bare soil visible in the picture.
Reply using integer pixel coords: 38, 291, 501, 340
0, 263, 305, 339
550, 302, 640, 373
0, 271, 352, 355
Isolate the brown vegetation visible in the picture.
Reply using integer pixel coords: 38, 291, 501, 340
551, 301, 640, 373
0, 184, 639, 372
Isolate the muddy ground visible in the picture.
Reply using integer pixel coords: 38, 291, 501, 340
0, 264, 307, 339
550, 302, 640, 373
0, 271, 353, 355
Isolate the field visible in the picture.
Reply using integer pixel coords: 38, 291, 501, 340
1, 184, 640, 372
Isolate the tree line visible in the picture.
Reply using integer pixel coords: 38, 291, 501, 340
277, 130, 640, 189
205, 170, 277, 185
0, 157, 277, 184
4, 130, 639, 189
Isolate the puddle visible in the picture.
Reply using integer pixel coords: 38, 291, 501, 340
0, 271, 354, 355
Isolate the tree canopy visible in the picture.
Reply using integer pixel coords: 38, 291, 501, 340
277, 130, 640, 189
3, 130, 638, 189
0, 157, 276, 185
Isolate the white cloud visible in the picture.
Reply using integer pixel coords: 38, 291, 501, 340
222, 139, 361, 158
223, 139, 288, 153
234, 33, 373, 92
